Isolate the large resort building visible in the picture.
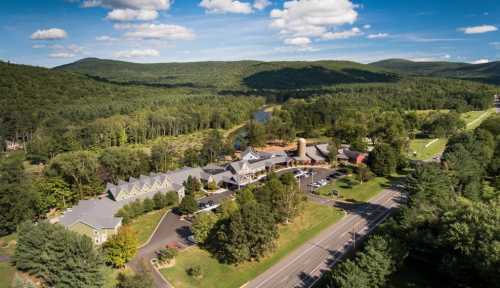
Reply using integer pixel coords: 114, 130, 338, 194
58, 147, 293, 244
59, 140, 365, 244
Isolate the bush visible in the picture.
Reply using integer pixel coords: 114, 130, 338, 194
156, 248, 178, 264
186, 265, 203, 278
143, 198, 155, 213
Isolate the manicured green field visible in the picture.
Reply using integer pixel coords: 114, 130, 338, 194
408, 138, 448, 161
462, 109, 495, 130
129, 209, 167, 246
316, 177, 388, 202
160, 202, 344, 288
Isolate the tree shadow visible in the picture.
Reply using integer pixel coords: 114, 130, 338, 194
243, 66, 399, 90
175, 226, 193, 245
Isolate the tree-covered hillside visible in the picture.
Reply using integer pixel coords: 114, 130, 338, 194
0, 61, 263, 157
371, 58, 500, 84
56, 58, 398, 89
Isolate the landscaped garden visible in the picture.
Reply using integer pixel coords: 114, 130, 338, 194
160, 202, 344, 288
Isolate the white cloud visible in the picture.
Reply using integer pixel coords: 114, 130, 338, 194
67, 44, 84, 53
253, 0, 271, 10
444, 54, 451, 59
200, 0, 253, 14
114, 48, 160, 57
471, 59, 489, 64
116, 23, 195, 40
82, 0, 170, 10
284, 37, 311, 46
30, 28, 68, 40
96, 35, 118, 41
367, 32, 388, 39
106, 8, 158, 21
460, 25, 497, 34
490, 42, 500, 49
49, 52, 76, 58
322, 27, 362, 40
270, 0, 359, 45
363, 24, 371, 29
32, 44, 46, 49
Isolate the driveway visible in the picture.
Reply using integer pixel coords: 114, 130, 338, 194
128, 190, 234, 288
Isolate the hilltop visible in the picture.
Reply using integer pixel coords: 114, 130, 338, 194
56, 58, 399, 89
370, 58, 500, 84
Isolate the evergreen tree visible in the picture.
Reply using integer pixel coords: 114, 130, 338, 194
15, 222, 104, 288
178, 195, 198, 215
368, 144, 398, 177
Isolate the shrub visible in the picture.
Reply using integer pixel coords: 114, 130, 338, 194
156, 248, 178, 264
186, 265, 203, 278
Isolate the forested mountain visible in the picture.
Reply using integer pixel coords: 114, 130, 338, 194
56, 58, 398, 89
370, 58, 500, 84
0, 61, 263, 159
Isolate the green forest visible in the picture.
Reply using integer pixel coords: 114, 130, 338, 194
1, 57, 499, 288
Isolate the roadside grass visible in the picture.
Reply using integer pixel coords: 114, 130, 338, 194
0, 234, 17, 288
0, 261, 16, 288
316, 177, 388, 202
128, 209, 167, 246
160, 202, 344, 288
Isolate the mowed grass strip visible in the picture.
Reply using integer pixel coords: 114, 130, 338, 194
316, 177, 388, 203
160, 202, 344, 288
128, 209, 167, 246
462, 109, 495, 130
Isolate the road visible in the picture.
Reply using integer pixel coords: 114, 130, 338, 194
128, 190, 234, 288
495, 94, 500, 113
245, 189, 403, 288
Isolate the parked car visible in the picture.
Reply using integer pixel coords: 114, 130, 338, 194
187, 235, 196, 243
294, 169, 305, 178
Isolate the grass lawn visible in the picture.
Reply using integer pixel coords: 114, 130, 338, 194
160, 202, 344, 288
128, 209, 167, 246
407, 108, 494, 161
462, 109, 495, 130
316, 177, 388, 203
408, 138, 448, 160
0, 234, 17, 288
0, 262, 16, 288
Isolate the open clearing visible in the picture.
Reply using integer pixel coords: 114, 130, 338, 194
316, 176, 388, 202
160, 202, 343, 288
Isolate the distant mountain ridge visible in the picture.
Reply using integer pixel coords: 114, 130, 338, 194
55, 57, 399, 90
370, 58, 500, 84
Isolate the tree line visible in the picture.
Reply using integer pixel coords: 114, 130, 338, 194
327, 116, 500, 288
189, 173, 304, 264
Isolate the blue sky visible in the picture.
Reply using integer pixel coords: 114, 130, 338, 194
1, 0, 499, 67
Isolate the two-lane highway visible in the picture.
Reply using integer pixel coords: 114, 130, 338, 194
245, 189, 402, 288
